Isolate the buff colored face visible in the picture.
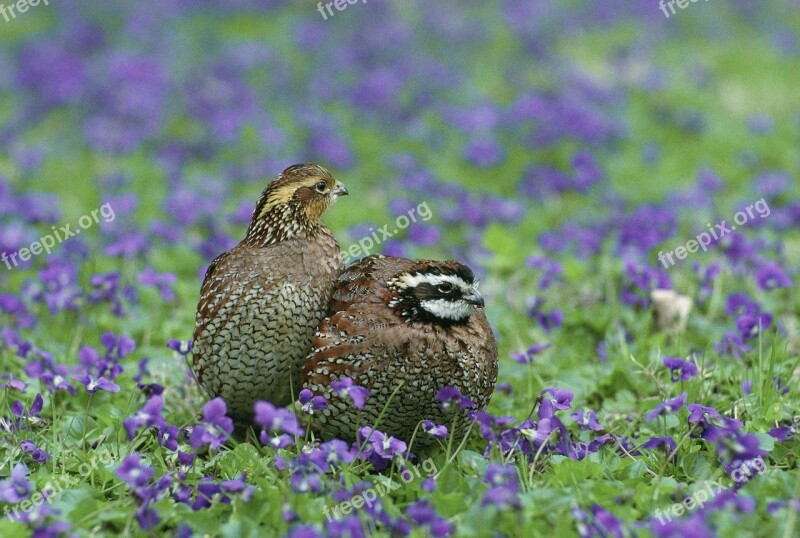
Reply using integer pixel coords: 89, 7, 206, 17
292, 176, 349, 221
260, 174, 348, 222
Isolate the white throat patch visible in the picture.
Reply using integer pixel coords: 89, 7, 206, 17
419, 298, 476, 321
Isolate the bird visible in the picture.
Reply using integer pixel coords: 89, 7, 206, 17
302, 254, 498, 446
191, 163, 348, 425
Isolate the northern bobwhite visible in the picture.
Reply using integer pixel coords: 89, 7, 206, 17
302, 255, 498, 445
192, 163, 348, 424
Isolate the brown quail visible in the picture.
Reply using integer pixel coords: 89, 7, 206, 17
302, 254, 498, 445
191, 163, 348, 424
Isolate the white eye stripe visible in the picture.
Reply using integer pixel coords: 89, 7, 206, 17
394, 273, 471, 292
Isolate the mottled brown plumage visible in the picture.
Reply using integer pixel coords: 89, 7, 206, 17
302, 255, 498, 445
191, 163, 347, 423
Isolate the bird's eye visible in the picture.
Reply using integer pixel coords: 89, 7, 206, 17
314, 181, 328, 193
437, 283, 455, 293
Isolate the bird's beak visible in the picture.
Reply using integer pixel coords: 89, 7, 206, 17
464, 287, 485, 307
331, 181, 349, 197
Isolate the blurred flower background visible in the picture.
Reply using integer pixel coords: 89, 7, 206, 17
0, 1, 798, 537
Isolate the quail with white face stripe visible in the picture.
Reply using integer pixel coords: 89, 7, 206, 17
302, 255, 498, 445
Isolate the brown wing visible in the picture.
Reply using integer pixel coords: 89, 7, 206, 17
192, 250, 234, 346
303, 255, 403, 384
327, 255, 411, 312
190, 247, 267, 385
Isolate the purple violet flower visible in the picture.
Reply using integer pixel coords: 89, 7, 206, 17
330, 377, 370, 409
20, 439, 48, 463
158, 425, 180, 452
645, 392, 687, 422
641, 436, 677, 453
298, 389, 327, 415
72, 374, 121, 394
254, 401, 304, 436
662, 357, 698, 382
189, 398, 234, 451
421, 420, 449, 439
167, 338, 193, 356
436, 386, 476, 410
138, 266, 177, 301
0, 463, 32, 503
542, 388, 574, 410
511, 342, 551, 364
572, 409, 603, 431
123, 395, 167, 440
116, 453, 154, 489
406, 500, 452, 537
755, 262, 792, 290
358, 427, 407, 468
527, 297, 563, 332
481, 463, 520, 509
687, 404, 743, 444
736, 312, 773, 340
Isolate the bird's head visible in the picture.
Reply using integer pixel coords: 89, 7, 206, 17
387, 260, 484, 324
245, 163, 348, 244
